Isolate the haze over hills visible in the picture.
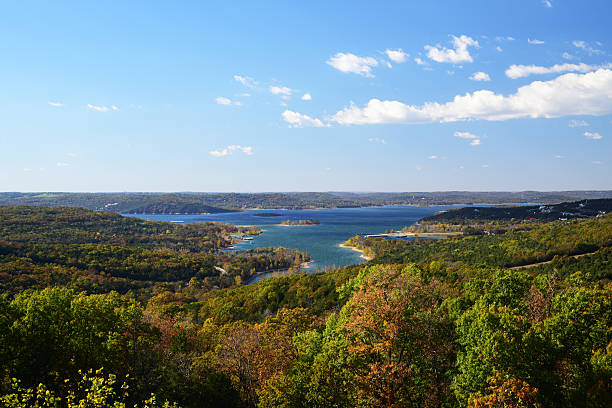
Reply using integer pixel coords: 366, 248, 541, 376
1, 191, 612, 213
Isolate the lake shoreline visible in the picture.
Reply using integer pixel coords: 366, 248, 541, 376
338, 243, 373, 261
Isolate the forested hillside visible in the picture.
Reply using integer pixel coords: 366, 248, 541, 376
0, 207, 610, 407
0, 206, 308, 293
421, 198, 612, 224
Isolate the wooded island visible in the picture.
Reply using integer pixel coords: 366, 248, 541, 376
280, 219, 320, 226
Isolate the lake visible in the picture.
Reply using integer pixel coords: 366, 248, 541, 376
127, 205, 461, 282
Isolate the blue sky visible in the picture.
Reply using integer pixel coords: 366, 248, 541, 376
1, 0, 610, 192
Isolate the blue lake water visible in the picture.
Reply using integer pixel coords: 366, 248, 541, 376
127, 205, 461, 281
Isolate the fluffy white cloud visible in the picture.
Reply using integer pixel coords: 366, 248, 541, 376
555, 155, 564, 159
528, 38, 545, 45
87, 104, 110, 112
368, 137, 387, 144
282, 110, 326, 128
269, 86, 292, 96
425, 35, 479, 64
326, 53, 379, 77
496, 46, 503, 52
215, 97, 232, 105
569, 119, 589, 127
428, 155, 438, 160
385, 48, 409, 63
542, 0, 553, 8
48, 101, 63, 107
592, 160, 602, 164
470, 71, 491, 81
331, 69, 612, 125
210, 145, 254, 157
584, 131, 602, 140
455, 132, 481, 145
234, 75, 257, 88
301, 93, 312, 101
505, 62, 608, 79
454, 131, 478, 139
414, 57, 426, 65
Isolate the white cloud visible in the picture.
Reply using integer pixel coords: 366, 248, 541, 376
56, 162, 69, 167
229, 145, 253, 155
428, 155, 438, 160
555, 155, 564, 159
562, 52, 575, 60
111, 105, 119, 111
87, 104, 110, 112
210, 145, 254, 157
496, 46, 503, 52
592, 160, 602, 164
23, 168, 33, 172
209, 149, 229, 157
454, 131, 482, 146
234, 101, 243, 106
282, 110, 326, 128
331, 69, 612, 125
385, 48, 409, 63
234, 75, 257, 88
301, 93, 312, 101
454, 131, 478, 139
425, 35, 479, 64
470, 71, 491, 81
368, 137, 387, 144
326, 52, 379, 77
414, 57, 427, 65
528, 38, 545, 45
573, 40, 603, 56
584, 131, 602, 140
269, 86, 292, 96
507, 37, 515, 41
482, 164, 489, 168
505, 62, 609, 79
48, 101, 63, 107
542, 0, 552, 8
238, 93, 251, 97
569, 119, 589, 127
215, 97, 232, 105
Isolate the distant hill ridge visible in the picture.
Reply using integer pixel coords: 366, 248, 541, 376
1, 191, 611, 214
420, 198, 612, 224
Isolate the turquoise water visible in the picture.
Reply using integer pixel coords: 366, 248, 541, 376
128, 205, 460, 281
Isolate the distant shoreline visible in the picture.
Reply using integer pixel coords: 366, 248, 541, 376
338, 242, 372, 261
